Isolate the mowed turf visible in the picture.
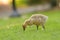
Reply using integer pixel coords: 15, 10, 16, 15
0, 10, 60, 40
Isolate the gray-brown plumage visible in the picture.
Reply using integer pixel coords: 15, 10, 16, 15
22, 14, 48, 31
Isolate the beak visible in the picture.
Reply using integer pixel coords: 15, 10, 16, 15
22, 25, 26, 31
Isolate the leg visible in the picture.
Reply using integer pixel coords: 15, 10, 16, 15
42, 25, 45, 30
36, 25, 38, 30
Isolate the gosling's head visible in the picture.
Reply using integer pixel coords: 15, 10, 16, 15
22, 19, 30, 31
22, 24, 26, 31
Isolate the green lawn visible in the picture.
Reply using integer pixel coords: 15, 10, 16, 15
0, 10, 60, 40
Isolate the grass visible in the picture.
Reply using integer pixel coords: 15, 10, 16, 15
0, 9, 60, 40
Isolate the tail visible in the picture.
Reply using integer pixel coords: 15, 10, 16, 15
44, 16, 48, 22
